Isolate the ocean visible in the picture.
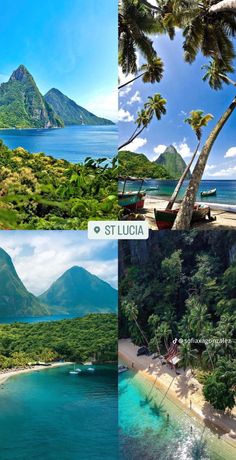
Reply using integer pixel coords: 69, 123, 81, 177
0, 125, 117, 163
0, 314, 80, 324
119, 368, 235, 460
119, 179, 236, 205
0, 364, 118, 460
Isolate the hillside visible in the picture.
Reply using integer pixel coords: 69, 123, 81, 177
0, 248, 48, 317
155, 145, 191, 179
0, 65, 63, 128
45, 88, 114, 126
39, 266, 117, 315
118, 151, 172, 179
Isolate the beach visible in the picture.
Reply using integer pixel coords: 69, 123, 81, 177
0, 361, 72, 385
143, 195, 236, 230
119, 339, 236, 448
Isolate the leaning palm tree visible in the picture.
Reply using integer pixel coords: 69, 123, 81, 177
202, 59, 236, 89
156, 321, 172, 351
179, 342, 198, 370
122, 300, 148, 344
119, 57, 164, 89
209, 0, 236, 13
118, 93, 167, 150
166, 110, 213, 210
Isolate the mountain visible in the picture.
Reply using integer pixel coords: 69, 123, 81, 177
0, 65, 64, 128
118, 151, 172, 179
39, 266, 117, 315
0, 248, 49, 317
155, 145, 191, 180
44, 88, 114, 126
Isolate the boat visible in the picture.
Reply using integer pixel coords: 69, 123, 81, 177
69, 364, 79, 375
119, 176, 146, 211
200, 188, 217, 197
87, 367, 95, 372
118, 364, 129, 374
154, 205, 214, 230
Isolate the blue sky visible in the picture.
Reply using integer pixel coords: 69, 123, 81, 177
0, 231, 118, 295
119, 32, 236, 179
0, 0, 117, 121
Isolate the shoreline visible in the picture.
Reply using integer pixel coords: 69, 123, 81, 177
0, 362, 72, 385
119, 339, 236, 449
142, 196, 236, 230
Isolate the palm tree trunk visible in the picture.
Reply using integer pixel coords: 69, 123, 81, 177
173, 95, 236, 230
210, 0, 236, 13
166, 140, 200, 210
135, 319, 149, 345
219, 74, 236, 87
118, 125, 146, 150
118, 73, 145, 90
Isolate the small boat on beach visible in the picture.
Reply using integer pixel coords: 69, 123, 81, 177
119, 177, 146, 211
201, 188, 217, 197
154, 205, 215, 230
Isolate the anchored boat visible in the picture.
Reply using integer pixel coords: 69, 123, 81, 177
154, 205, 215, 230
200, 188, 217, 197
118, 176, 146, 211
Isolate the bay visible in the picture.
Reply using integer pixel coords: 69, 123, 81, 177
0, 314, 80, 324
0, 364, 118, 460
0, 125, 117, 163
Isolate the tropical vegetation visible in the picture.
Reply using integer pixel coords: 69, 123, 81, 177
0, 141, 118, 230
119, 231, 236, 411
0, 313, 117, 368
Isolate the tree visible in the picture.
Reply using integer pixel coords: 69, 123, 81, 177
203, 373, 235, 411
118, 57, 164, 89
179, 342, 198, 370
166, 110, 213, 210
122, 300, 148, 344
210, 0, 236, 13
156, 321, 172, 351
118, 93, 167, 150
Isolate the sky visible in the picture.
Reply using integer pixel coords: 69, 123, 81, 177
0, 231, 118, 295
0, 0, 117, 121
119, 32, 236, 179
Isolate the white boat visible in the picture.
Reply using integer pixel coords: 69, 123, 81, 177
87, 367, 95, 372
75, 368, 82, 373
69, 364, 79, 375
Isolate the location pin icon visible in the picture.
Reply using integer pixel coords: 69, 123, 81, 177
94, 226, 100, 234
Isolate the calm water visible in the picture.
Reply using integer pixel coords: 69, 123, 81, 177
0, 364, 118, 460
119, 179, 236, 205
0, 125, 117, 163
119, 369, 235, 460
0, 314, 80, 324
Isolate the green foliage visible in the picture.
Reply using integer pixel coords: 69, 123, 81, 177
44, 88, 114, 126
0, 314, 117, 368
0, 65, 63, 128
155, 145, 191, 179
203, 372, 235, 411
118, 150, 171, 178
0, 142, 118, 229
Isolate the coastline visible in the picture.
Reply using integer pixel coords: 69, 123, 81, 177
143, 195, 236, 230
119, 339, 236, 448
0, 362, 72, 385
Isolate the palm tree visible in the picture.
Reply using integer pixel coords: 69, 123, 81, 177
202, 59, 236, 90
122, 300, 148, 344
156, 321, 172, 351
119, 57, 164, 89
118, 93, 167, 150
210, 0, 236, 13
179, 342, 198, 370
166, 110, 213, 210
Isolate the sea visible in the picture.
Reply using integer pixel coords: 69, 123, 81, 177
119, 368, 235, 460
119, 179, 236, 206
0, 125, 117, 163
0, 314, 80, 324
0, 364, 118, 460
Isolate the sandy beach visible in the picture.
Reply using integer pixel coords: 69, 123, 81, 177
142, 196, 236, 230
0, 362, 72, 385
119, 339, 236, 448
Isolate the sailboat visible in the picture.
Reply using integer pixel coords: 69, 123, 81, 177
69, 364, 79, 375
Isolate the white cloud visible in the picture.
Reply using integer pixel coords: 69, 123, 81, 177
173, 139, 193, 158
118, 108, 134, 122
126, 137, 147, 152
205, 164, 216, 171
224, 147, 236, 158
127, 91, 141, 105
206, 165, 236, 178
153, 144, 167, 155
0, 232, 118, 295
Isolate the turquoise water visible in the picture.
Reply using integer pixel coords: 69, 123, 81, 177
119, 369, 235, 460
0, 314, 80, 324
0, 364, 118, 460
119, 179, 236, 205
0, 125, 117, 163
